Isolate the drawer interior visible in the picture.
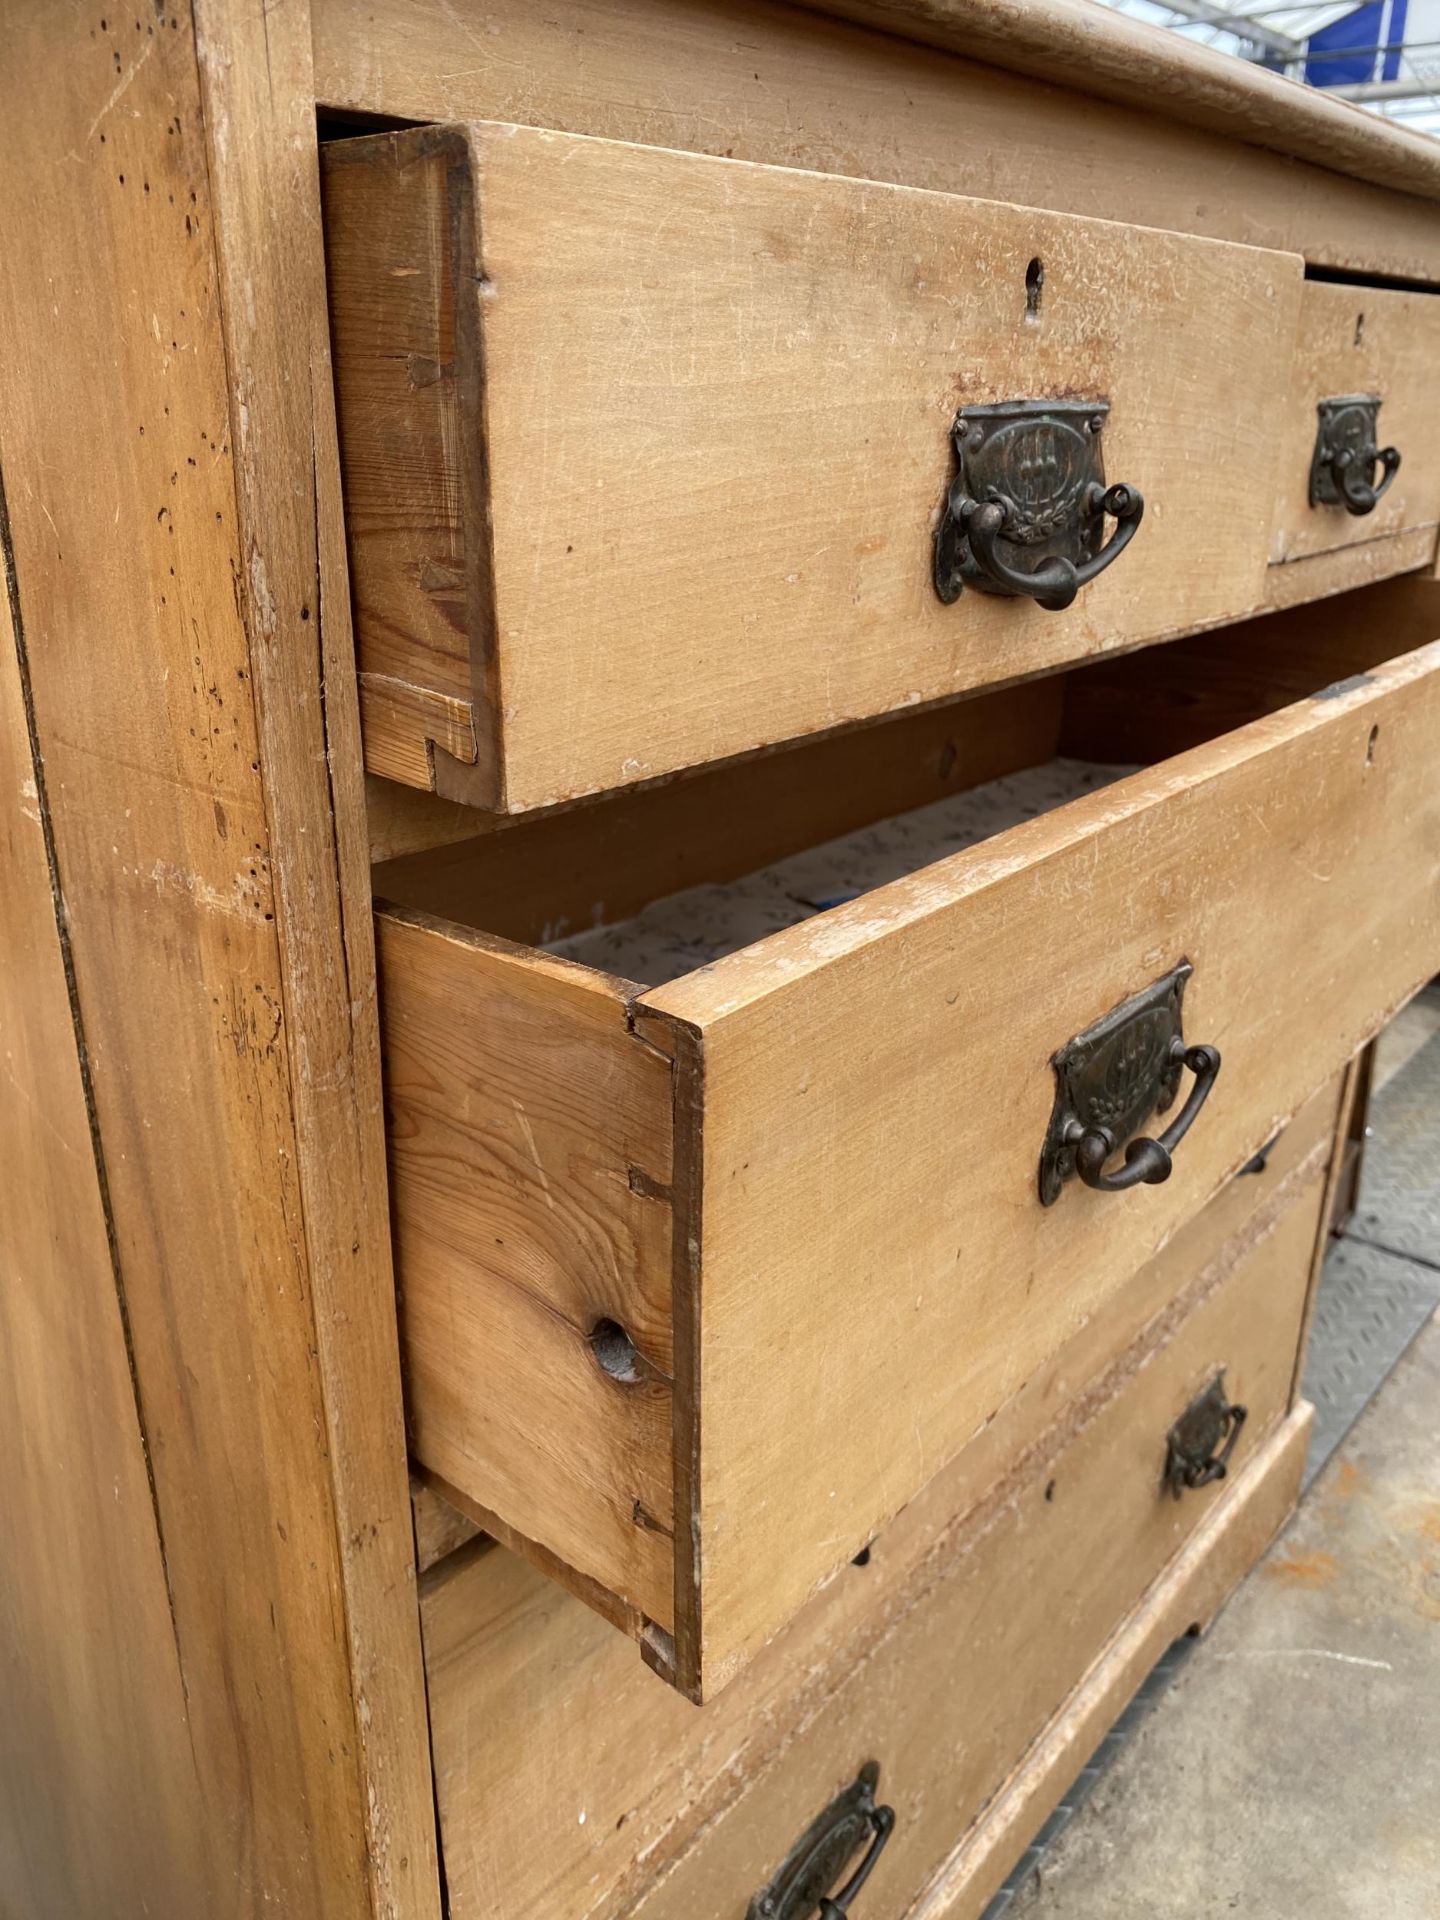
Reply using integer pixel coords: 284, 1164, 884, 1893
376, 575, 1440, 1697
376, 575, 1440, 949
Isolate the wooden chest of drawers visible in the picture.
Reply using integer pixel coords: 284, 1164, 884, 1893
6, 4, 1440, 1918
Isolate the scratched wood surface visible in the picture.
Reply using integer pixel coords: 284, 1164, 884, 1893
908, 1409, 1311, 1919
324, 120, 1301, 808
309, 0, 1440, 283
0, 485, 214, 1917
0, 4, 438, 1913
422, 1151, 1327, 1916
821, 0, 1440, 198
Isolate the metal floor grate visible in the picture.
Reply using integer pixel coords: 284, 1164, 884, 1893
978, 1027, 1440, 1920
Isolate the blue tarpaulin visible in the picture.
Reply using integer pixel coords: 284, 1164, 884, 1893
1305, 0, 1408, 85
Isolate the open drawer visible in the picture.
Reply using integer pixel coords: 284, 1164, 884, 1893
375, 577, 1440, 1699
323, 121, 1302, 812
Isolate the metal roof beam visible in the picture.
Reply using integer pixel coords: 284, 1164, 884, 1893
1327, 74, 1440, 98
1141, 0, 1304, 58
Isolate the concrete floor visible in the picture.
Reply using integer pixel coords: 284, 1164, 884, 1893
1005, 1001, 1440, 1919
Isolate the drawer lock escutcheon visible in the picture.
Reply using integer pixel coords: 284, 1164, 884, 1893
1038, 961, 1221, 1207
747, 1762, 896, 1919
934, 399, 1144, 611
1310, 395, 1401, 518
1165, 1374, 1248, 1499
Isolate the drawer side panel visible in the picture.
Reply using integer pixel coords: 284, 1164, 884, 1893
377, 908, 677, 1626
323, 131, 496, 797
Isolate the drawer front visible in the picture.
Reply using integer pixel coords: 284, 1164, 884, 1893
1268, 281, 1440, 596
640, 637, 1440, 1693
423, 1170, 1322, 1920
325, 122, 1301, 813
380, 632, 1440, 1700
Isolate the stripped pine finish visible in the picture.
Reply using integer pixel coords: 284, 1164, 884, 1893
8, 0, 1440, 1911
324, 121, 1302, 807
0, 2, 438, 1912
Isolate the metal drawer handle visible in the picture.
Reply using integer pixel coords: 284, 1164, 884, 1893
934, 399, 1144, 611
1039, 961, 1222, 1206
1070, 1041, 1221, 1193
964, 481, 1143, 611
1331, 443, 1401, 517
748, 1764, 895, 1920
1165, 1374, 1248, 1499
1310, 396, 1401, 519
818, 1808, 894, 1918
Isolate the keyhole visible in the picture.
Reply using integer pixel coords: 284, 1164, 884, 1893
1025, 256, 1044, 319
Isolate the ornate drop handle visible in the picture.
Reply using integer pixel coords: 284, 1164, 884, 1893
1310, 396, 1401, 519
934, 400, 1144, 611
1067, 1041, 1221, 1193
963, 481, 1144, 611
1039, 962, 1225, 1207
1165, 1375, 1248, 1499
748, 1765, 896, 1920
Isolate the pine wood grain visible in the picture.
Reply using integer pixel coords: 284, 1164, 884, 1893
1263, 524, 1438, 611
0, 489, 213, 1916
308, 0, 1440, 282
325, 119, 1301, 808
1269, 283, 1440, 576
422, 1166, 1324, 1916
412, 1476, 483, 1574
820, 0, 1440, 200
377, 911, 678, 1628
0, 4, 438, 1911
380, 593, 1435, 1697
